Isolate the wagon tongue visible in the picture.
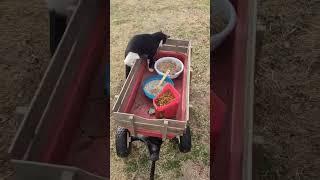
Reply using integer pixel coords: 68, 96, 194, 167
146, 137, 162, 161
145, 137, 163, 180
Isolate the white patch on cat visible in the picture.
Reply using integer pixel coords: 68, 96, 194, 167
124, 52, 140, 67
147, 59, 154, 72
159, 40, 163, 47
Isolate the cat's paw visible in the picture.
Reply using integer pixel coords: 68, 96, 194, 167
148, 68, 154, 72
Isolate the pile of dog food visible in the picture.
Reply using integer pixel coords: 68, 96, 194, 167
157, 61, 181, 76
155, 90, 175, 106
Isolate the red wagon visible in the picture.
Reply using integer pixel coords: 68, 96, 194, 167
112, 39, 192, 179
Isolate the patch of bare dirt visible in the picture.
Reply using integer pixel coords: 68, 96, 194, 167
180, 160, 209, 180
0, 0, 50, 179
254, 0, 320, 179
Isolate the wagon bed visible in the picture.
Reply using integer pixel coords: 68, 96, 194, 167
112, 39, 192, 140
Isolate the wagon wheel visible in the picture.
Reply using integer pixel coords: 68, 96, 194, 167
178, 125, 192, 153
115, 127, 132, 157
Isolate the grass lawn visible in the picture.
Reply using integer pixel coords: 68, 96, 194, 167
110, 0, 210, 179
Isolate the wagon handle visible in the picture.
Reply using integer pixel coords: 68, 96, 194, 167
155, 70, 170, 90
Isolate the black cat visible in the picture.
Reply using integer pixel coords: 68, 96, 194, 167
124, 31, 170, 78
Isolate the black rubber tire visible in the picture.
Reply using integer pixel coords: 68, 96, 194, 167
115, 127, 131, 157
179, 126, 192, 153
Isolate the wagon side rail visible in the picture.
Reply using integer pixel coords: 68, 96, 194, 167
12, 160, 105, 180
160, 38, 189, 54
112, 57, 143, 113
8, 0, 88, 160
185, 41, 192, 123
160, 38, 192, 124
114, 112, 186, 140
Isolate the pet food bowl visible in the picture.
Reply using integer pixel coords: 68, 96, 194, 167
142, 75, 174, 100
211, 0, 237, 51
154, 57, 184, 79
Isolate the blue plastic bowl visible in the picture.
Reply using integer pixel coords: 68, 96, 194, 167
142, 75, 174, 100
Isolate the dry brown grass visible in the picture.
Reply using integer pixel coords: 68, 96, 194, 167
110, 0, 210, 179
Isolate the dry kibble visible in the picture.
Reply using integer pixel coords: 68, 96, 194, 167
156, 91, 175, 106
158, 61, 181, 75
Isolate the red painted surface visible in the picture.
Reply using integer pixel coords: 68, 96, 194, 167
64, 61, 107, 177
212, 94, 226, 142
121, 50, 188, 139
212, 0, 250, 179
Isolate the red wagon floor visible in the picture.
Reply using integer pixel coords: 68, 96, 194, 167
64, 60, 108, 178
123, 51, 188, 122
